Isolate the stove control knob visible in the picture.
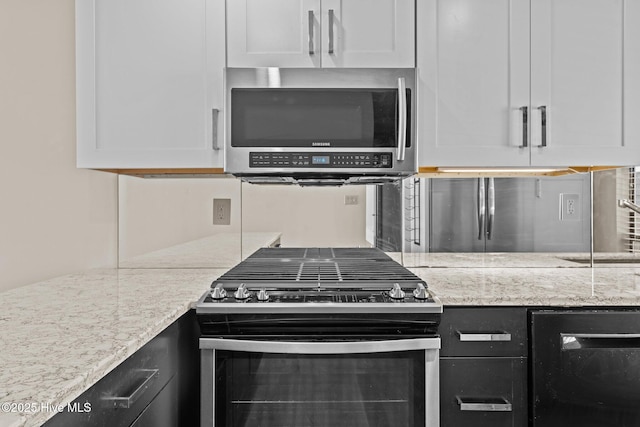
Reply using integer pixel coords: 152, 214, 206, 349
211, 283, 227, 300
389, 283, 406, 300
234, 283, 251, 300
257, 288, 270, 302
413, 283, 429, 300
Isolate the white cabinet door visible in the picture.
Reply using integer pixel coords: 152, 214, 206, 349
530, 0, 640, 166
76, 0, 225, 169
227, 0, 321, 68
321, 0, 414, 68
628, 2, 640, 158
417, 0, 530, 167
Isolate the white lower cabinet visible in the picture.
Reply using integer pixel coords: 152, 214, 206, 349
76, 0, 225, 169
418, 0, 640, 168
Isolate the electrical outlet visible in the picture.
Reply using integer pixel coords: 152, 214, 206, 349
213, 198, 231, 225
560, 193, 580, 221
344, 195, 359, 205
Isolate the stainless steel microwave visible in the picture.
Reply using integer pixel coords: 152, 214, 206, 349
224, 68, 416, 185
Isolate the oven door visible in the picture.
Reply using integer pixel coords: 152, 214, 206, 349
200, 337, 439, 427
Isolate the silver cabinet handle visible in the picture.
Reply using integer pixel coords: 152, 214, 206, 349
538, 105, 547, 147
477, 178, 485, 240
561, 333, 640, 351
456, 397, 512, 412
212, 108, 220, 150
101, 369, 159, 409
397, 77, 407, 161
328, 9, 335, 54
487, 177, 495, 240
520, 106, 528, 148
456, 331, 512, 342
308, 10, 315, 55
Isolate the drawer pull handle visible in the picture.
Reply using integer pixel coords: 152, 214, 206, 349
102, 369, 159, 409
456, 331, 512, 342
456, 396, 512, 412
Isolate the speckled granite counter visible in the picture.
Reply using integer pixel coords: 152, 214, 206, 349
3, 249, 640, 427
411, 267, 640, 306
0, 268, 224, 427
0, 232, 281, 427
118, 232, 281, 268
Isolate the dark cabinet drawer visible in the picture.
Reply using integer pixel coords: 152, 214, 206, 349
440, 307, 527, 357
44, 322, 178, 427
440, 357, 527, 427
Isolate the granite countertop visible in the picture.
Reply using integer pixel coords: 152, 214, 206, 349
0, 232, 280, 427
2, 247, 640, 427
412, 266, 640, 306
118, 232, 282, 268
0, 268, 224, 427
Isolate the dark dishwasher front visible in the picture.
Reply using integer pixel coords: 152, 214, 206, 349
531, 310, 640, 427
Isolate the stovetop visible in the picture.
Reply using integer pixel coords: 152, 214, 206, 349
196, 247, 442, 314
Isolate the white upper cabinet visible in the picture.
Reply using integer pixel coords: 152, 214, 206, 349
418, 0, 640, 167
227, 0, 415, 68
418, 0, 531, 167
76, 0, 225, 169
530, 0, 636, 166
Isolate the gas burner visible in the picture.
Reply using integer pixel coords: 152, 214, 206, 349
196, 247, 442, 316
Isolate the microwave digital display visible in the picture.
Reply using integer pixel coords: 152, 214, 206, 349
312, 156, 330, 165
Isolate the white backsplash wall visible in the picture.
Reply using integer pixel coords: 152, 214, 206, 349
241, 184, 369, 248
118, 178, 369, 263
0, 0, 118, 292
118, 176, 242, 260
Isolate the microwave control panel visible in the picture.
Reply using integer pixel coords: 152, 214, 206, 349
250, 152, 392, 168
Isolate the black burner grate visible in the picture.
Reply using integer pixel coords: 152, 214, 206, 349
214, 248, 422, 285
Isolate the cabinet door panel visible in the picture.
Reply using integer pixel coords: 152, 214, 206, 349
227, 0, 320, 68
531, 0, 637, 166
77, 0, 224, 168
417, 0, 530, 167
321, 0, 414, 68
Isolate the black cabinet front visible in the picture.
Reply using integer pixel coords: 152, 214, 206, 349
531, 310, 640, 427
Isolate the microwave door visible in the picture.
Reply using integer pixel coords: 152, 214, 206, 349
230, 89, 399, 149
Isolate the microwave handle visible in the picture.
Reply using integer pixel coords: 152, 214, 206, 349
200, 337, 440, 354
397, 77, 407, 162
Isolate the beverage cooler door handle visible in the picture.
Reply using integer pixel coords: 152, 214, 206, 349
487, 177, 495, 240
477, 178, 485, 240
561, 333, 640, 350
397, 77, 407, 162
456, 396, 513, 412
200, 337, 440, 354
328, 9, 335, 54
308, 10, 315, 55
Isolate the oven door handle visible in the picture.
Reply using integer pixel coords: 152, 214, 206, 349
199, 337, 440, 354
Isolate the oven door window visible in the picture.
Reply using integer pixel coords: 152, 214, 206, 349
214, 350, 425, 427
231, 89, 409, 148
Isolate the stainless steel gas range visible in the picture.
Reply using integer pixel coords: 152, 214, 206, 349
196, 247, 442, 427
